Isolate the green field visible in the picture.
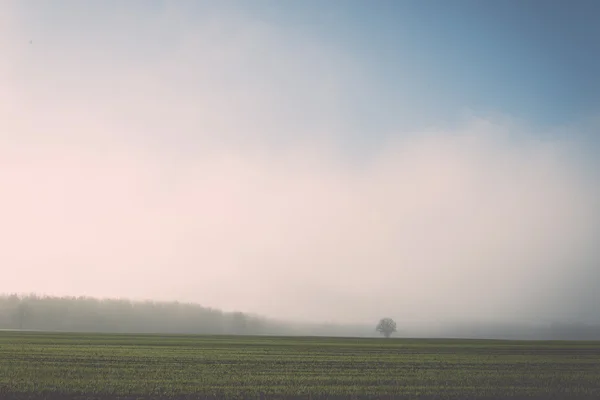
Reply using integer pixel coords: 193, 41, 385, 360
1, 331, 599, 399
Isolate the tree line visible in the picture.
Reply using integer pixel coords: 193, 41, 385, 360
0, 293, 288, 335
0, 293, 376, 337
2, 293, 599, 340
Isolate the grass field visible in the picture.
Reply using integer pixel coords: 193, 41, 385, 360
1, 331, 599, 399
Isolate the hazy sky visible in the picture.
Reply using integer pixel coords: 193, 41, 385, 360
1, 0, 599, 326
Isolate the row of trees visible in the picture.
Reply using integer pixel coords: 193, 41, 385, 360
0, 294, 281, 335
2, 294, 598, 339
0, 294, 382, 337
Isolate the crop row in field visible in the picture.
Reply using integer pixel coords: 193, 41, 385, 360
1, 332, 599, 399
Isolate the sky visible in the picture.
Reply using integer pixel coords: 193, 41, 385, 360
1, 0, 599, 327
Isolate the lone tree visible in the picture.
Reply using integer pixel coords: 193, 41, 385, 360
376, 317, 397, 338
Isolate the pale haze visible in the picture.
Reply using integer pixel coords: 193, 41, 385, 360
1, 1, 599, 328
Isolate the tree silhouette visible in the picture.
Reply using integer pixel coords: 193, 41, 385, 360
376, 317, 397, 338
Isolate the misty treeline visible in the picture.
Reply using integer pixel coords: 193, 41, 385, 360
2, 294, 600, 340
0, 294, 266, 334
0, 294, 373, 337
0, 293, 298, 335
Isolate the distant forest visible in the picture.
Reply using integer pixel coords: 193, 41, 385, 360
0, 294, 373, 337
0, 294, 287, 335
1, 294, 599, 340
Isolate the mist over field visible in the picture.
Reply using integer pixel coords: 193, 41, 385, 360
2, 294, 600, 340
1, 1, 600, 338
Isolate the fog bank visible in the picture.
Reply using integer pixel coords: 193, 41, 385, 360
1, 1, 599, 327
